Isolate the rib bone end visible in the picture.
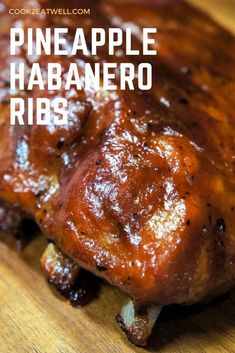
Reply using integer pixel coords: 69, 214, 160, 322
116, 300, 162, 347
40, 242, 80, 295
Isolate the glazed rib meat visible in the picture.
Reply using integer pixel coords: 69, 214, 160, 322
1, 0, 235, 312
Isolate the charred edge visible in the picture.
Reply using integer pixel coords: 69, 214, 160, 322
116, 314, 148, 347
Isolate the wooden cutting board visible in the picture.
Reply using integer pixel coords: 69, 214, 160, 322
0, 1, 235, 352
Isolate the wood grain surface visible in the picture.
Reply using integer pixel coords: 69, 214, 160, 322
1, 1, 235, 352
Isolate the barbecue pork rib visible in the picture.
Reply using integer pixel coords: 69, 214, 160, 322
1, 0, 235, 337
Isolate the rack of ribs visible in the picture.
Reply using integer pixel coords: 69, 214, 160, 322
0, 0, 235, 347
